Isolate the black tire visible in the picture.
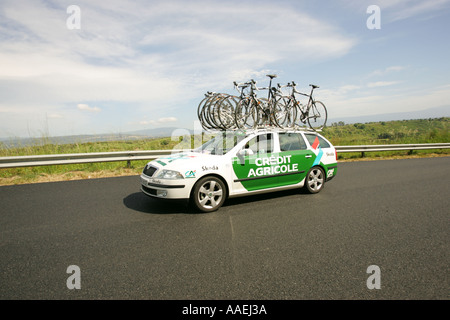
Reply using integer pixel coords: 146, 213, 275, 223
273, 96, 296, 128
307, 101, 327, 130
235, 98, 257, 129
303, 166, 325, 194
217, 96, 237, 130
207, 97, 223, 129
197, 95, 211, 124
191, 176, 226, 213
256, 98, 268, 127
200, 95, 217, 130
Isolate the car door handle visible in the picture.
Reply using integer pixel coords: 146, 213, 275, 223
305, 155, 312, 158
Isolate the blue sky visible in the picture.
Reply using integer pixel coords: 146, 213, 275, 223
0, 0, 449, 138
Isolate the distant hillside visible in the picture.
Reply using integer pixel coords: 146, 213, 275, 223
0, 127, 190, 148
322, 117, 449, 145
328, 105, 449, 124
1, 117, 448, 149
0, 117, 448, 186
120, 127, 187, 137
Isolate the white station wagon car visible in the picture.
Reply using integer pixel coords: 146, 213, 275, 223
141, 128, 337, 212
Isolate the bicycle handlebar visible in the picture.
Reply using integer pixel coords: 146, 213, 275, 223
231, 78, 318, 98
277, 83, 289, 89
233, 81, 253, 96
233, 81, 250, 88
284, 82, 311, 97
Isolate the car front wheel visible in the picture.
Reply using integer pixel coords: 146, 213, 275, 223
304, 166, 325, 194
191, 176, 226, 212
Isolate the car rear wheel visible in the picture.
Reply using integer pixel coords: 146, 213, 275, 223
304, 166, 325, 194
191, 176, 226, 212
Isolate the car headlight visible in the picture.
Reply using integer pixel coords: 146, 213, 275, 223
156, 169, 184, 179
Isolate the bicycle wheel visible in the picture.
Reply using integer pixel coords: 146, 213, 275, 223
201, 95, 218, 130
284, 100, 298, 128
235, 98, 257, 129
198, 95, 211, 130
205, 94, 227, 130
270, 96, 285, 128
307, 101, 327, 130
210, 97, 225, 129
197, 95, 210, 125
273, 96, 296, 128
226, 95, 241, 129
256, 98, 270, 127
217, 95, 238, 130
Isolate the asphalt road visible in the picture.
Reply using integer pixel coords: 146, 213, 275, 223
0, 157, 448, 300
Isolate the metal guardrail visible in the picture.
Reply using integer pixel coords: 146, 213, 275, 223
335, 143, 450, 154
0, 150, 185, 169
0, 143, 449, 169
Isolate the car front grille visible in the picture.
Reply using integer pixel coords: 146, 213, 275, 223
142, 185, 157, 196
143, 165, 158, 177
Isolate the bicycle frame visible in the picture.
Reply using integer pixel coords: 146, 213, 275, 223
252, 75, 280, 126
200, 75, 326, 131
303, 85, 318, 116
287, 83, 317, 122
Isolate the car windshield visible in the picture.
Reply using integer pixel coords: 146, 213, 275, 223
194, 132, 247, 155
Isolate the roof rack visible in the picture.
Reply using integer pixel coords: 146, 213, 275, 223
200, 125, 322, 135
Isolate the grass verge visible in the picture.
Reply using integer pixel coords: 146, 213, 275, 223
0, 151, 448, 186
1, 118, 448, 186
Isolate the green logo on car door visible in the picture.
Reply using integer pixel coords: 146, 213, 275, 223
232, 151, 316, 191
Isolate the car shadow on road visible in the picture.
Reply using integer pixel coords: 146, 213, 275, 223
124, 187, 309, 214
123, 192, 193, 214
222, 187, 308, 209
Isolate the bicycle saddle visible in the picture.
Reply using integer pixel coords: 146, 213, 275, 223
266, 74, 277, 79
310, 84, 319, 89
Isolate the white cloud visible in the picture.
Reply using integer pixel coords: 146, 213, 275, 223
138, 117, 178, 126
341, 0, 450, 22
386, 66, 406, 72
0, 0, 356, 136
367, 81, 399, 88
157, 117, 177, 123
369, 66, 407, 77
48, 113, 63, 119
77, 104, 101, 113
388, 0, 450, 21
337, 85, 362, 93
319, 82, 450, 119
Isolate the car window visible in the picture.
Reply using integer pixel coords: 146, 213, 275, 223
304, 134, 331, 148
279, 132, 307, 151
196, 132, 246, 155
245, 133, 273, 154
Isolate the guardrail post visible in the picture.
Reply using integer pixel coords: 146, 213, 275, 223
126, 160, 131, 168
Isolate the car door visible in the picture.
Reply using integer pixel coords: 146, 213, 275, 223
232, 132, 279, 191
303, 133, 337, 179
232, 132, 313, 191
276, 132, 314, 185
